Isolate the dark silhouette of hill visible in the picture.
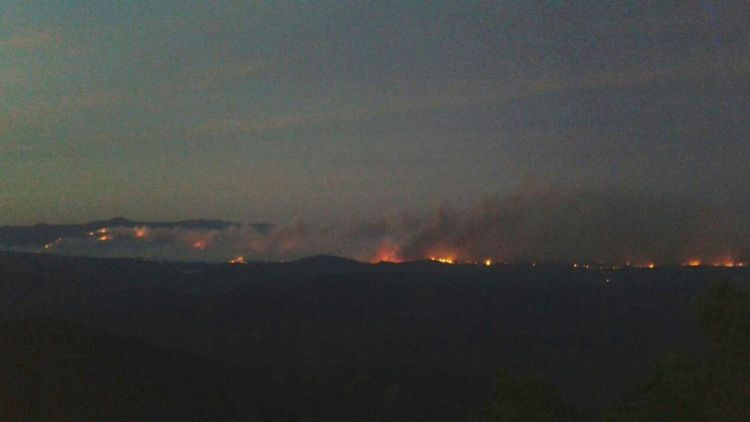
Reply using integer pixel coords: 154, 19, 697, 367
607, 281, 750, 420
290, 254, 366, 270
0, 318, 243, 421
0, 251, 747, 420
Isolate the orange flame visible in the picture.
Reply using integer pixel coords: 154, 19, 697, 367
685, 259, 702, 267
228, 256, 246, 264
372, 241, 402, 263
133, 227, 148, 239
710, 259, 746, 268
192, 240, 207, 250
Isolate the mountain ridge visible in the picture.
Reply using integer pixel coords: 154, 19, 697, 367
0, 218, 272, 246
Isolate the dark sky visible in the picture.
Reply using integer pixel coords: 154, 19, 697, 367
2, 1, 749, 225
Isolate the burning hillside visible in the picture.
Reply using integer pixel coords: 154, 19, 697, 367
0, 191, 747, 265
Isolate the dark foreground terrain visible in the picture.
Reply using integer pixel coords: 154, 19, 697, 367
0, 252, 747, 420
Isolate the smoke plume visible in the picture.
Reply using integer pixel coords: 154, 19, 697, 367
3, 189, 748, 266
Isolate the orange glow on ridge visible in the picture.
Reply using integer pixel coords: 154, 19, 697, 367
229, 256, 246, 264
372, 241, 402, 263
710, 259, 746, 268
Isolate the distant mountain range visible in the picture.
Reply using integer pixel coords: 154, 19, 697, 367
0, 217, 271, 246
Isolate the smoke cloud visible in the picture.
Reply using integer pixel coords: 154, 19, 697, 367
5, 189, 748, 266
395, 190, 748, 265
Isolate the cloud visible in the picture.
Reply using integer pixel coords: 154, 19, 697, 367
0, 142, 38, 154
0, 31, 61, 50
192, 52, 750, 139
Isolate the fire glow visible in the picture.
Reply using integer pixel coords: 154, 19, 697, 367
682, 259, 747, 268
37, 220, 748, 267
372, 241, 403, 263
133, 227, 148, 239
709, 260, 745, 268
43, 238, 63, 250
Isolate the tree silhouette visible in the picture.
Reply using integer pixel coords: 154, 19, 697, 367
472, 370, 572, 421
607, 280, 750, 421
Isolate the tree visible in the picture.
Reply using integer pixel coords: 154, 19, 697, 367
473, 370, 572, 422
607, 280, 750, 421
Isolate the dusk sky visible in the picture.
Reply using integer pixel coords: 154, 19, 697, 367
2, 1, 749, 226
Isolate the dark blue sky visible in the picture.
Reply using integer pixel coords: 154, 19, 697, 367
1, 1, 748, 225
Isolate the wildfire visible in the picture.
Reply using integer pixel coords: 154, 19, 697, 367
631, 263, 654, 269
372, 241, 403, 263
43, 238, 62, 250
567, 259, 743, 269
88, 228, 108, 237
484, 259, 492, 267
133, 227, 148, 239
228, 256, 247, 265
98, 234, 113, 241
192, 240, 207, 250
710, 260, 746, 268
430, 256, 455, 264
678, 258, 750, 268
713, 260, 731, 268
